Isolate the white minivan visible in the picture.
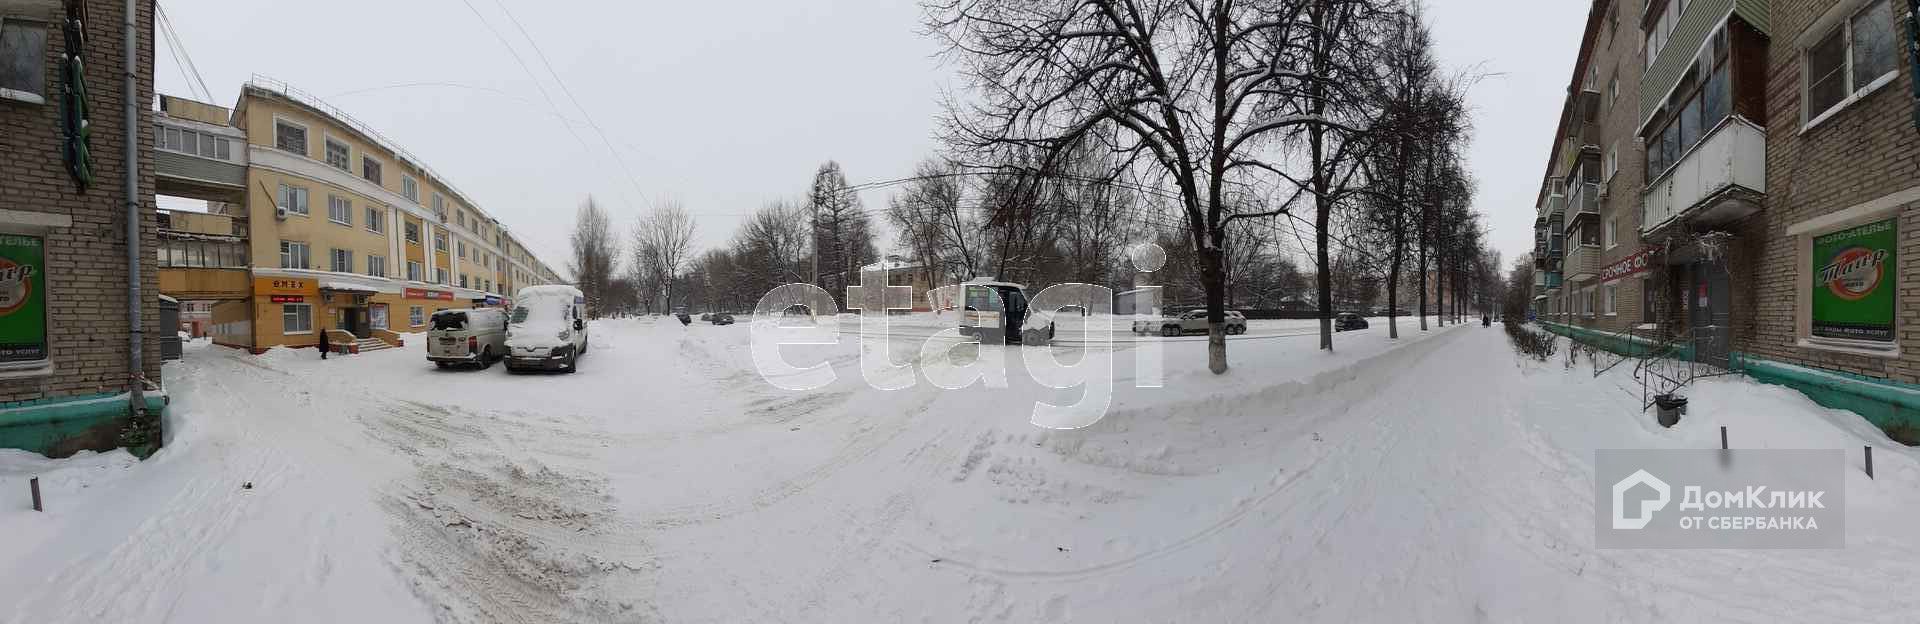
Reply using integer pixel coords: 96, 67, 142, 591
426, 308, 508, 368
505, 285, 589, 373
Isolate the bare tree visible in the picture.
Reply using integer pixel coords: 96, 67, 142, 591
568, 196, 620, 318
807, 161, 876, 305
887, 159, 981, 284
926, 0, 1397, 373
632, 201, 698, 314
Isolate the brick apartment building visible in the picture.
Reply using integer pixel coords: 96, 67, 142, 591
1537, 0, 1920, 438
0, 0, 165, 456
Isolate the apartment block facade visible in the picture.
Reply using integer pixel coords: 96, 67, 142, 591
154, 79, 564, 353
1536, 0, 1920, 436
0, 0, 167, 457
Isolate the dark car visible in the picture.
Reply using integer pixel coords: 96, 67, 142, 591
1335, 312, 1369, 332
710, 312, 735, 325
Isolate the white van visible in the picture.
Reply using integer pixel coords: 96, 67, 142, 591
426, 308, 509, 368
505, 285, 589, 373
954, 278, 1054, 345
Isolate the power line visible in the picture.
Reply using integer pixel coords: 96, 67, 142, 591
155, 2, 211, 101
452, 0, 638, 212
486, 0, 653, 213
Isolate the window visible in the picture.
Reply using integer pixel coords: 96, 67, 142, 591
366, 206, 385, 233
277, 183, 310, 216
1604, 218, 1618, 250
367, 255, 387, 278
1607, 76, 1618, 108
0, 19, 48, 101
325, 138, 351, 171
328, 195, 352, 225
1604, 144, 1619, 181
434, 268, 448, 285
409, 305, 425, 327
275, 119, 307, 155
404, 221, 421, 244
362, 156, 383, 185
457, 241, 465, 259
279, 240, 310, 269
434, 232, 448, 253
1604, 284, 1618, 316
1645, 26, 1731, 181
406, 261, 423, 281
1804, 0, 1896, 124
460, 275, 468, 288
371, 304, 389, 330
402, 175, 419, 203
1806, 216, 1898, 345
282, 304, 313, 334
431, 194, 446, 222
1578, 222, 1600, 247
457, 210, 466, 228
330, 248, 353, 273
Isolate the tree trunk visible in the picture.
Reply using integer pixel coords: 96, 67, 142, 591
1201, 244, 1228, 374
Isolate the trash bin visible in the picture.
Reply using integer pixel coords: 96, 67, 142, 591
1654, 394, 1688, 428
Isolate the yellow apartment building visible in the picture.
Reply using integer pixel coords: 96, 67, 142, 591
154, 78, 564, 353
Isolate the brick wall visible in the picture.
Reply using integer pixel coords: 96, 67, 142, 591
0, 0, 161, 403
1749, 0, 1920, 383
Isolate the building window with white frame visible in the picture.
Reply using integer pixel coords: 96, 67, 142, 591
1803, 0, 1896, 125
1604, 283, 1617, 316
406, 261, 423, 281
434, 268, 448, 285
409, 305, 425, 327
402, 175, 419, 203
434, 232, 448, 253
330, 248, 352, 273
366, 206, 385, 234
280, 240, 310, 269
0, 19, 48, 103
274, 119, 307, 155
1604, 144, 1619, 181
404, 221, 421, 245
367, 255, 386, 278
371, 304, 389, 330
277, 183, 310, 216
325, 138, 351, 171
282, 303, 313, 334
328, 195, 352, 226
1604, 218, 1617, 250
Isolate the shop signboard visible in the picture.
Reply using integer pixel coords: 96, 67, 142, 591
1811, 218, 1897, 342
405, 287, 454, 301
0, 234, 47, 364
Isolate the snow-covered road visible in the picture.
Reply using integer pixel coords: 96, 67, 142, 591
2, 317, 1916, 623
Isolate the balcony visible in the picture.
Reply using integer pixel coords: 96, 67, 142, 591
1641, 117, 1766, 239
1567, 181, 1599, 224
155, 98, 249, 203
1565, 245, 1601, 283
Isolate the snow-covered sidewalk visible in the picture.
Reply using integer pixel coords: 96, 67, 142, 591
0, 319, 1915, 623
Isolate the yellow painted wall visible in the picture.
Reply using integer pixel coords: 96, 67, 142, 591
245, 169, 394, 276
159, 267, 251, 299
210, 299, 254, 350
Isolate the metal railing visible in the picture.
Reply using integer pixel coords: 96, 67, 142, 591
1633, 325, 1735, 411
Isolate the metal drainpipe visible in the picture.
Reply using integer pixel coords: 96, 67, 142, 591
124, 0, 145, 422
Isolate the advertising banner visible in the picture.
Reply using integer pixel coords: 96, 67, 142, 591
1811, 218, 1897, 342
0, 234, 47, 364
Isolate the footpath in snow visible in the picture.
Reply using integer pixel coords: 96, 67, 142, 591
0, 317, 1915, 623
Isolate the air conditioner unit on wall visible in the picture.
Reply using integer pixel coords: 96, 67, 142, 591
275, 206, 288, 220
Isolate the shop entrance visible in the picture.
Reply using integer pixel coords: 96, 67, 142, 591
1687, 262, 1730, 368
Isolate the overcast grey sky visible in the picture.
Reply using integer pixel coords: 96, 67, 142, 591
156, 0, 1587, 276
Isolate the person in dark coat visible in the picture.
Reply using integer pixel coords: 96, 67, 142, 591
318, 328, 330, 359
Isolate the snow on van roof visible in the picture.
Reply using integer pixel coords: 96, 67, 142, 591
514, 284, 582, 299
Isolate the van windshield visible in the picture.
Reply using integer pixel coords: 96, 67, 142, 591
431, 312, 468, 331
511, 296, 568, 326
965, 286, 1003, 312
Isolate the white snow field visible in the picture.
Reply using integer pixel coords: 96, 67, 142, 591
2, 318, 1918, 623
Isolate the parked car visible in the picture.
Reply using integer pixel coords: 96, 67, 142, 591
426, 308, 508, 369
1335, 312, 1369, 332
955, 279, 1055, 345
700, 312, 713, 321
710, 312, 735, 325
1135, 309, 1249, 337
505, 285, 590, 373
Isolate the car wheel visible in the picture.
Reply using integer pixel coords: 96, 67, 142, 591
1023, 329, 1049, 346
564, 351, 579, 373
1162, 325, 1180, 337
435, 361, 449, 369
479, 348, 494, 369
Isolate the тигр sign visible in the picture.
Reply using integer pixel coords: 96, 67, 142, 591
1811, 218, 1897, 342
0, 234, 47, 364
